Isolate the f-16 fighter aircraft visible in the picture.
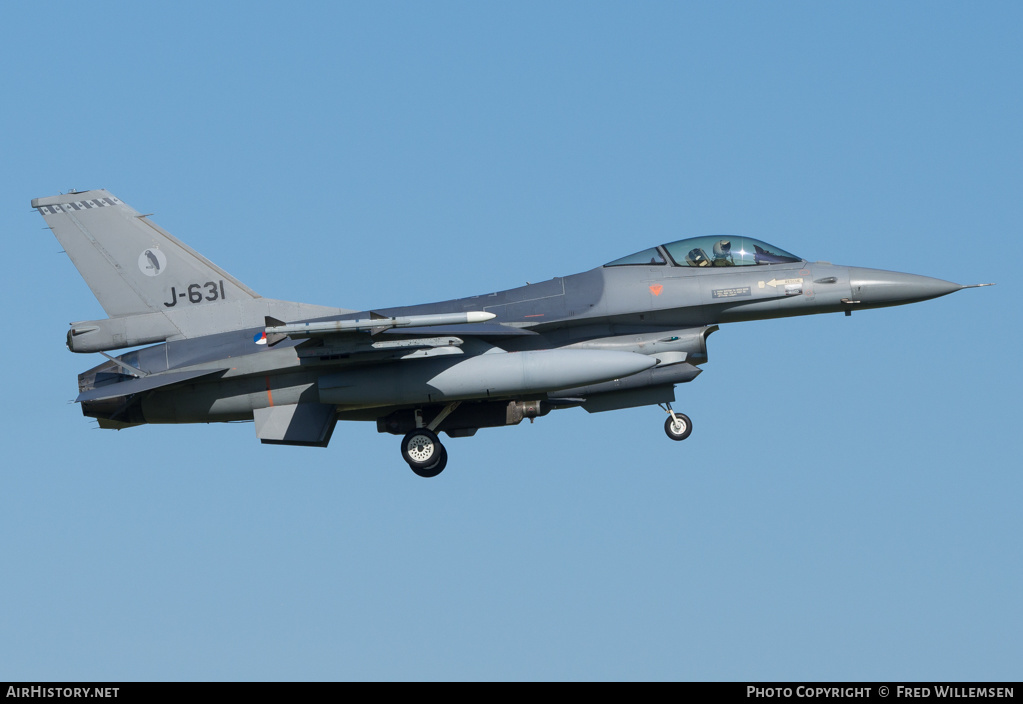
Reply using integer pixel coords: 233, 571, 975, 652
34, 190, 991, 477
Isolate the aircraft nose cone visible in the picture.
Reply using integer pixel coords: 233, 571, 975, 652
848, 268, 963, 306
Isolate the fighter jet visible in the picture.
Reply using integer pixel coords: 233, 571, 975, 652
34, 190, 991, 477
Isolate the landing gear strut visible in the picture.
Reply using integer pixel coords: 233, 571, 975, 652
659, 403, 693, 441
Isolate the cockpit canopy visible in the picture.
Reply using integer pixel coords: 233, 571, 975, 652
606, 236, 802, 268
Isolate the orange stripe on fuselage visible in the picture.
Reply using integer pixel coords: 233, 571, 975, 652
265, 376, 274, 407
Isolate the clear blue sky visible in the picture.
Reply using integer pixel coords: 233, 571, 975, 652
2, 1, 1020, 681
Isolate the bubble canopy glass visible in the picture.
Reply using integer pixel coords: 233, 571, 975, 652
606, 236, 802, 268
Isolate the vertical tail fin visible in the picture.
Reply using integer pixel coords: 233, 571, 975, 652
33, 189, 259, 318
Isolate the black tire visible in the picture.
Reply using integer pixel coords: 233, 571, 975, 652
401, 428, 443, 469
664, 413, 693, 441
411, 445, 447, 478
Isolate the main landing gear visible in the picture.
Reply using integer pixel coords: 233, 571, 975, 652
401, 428, 448, 477
399, 402, 459, 478
659, 403, 693, 441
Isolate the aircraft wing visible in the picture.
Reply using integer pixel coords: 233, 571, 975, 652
76, 368, 228, 402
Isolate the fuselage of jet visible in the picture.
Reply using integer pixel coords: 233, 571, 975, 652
78, 250, 968, 426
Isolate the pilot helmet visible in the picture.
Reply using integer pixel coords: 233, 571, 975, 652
713, 239, 732, 259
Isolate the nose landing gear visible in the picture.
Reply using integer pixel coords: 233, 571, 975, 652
659, 403, 693, 441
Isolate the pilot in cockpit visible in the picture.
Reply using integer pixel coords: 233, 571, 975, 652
712, 239, 734, 266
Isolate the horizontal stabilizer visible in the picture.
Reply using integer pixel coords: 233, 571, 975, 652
76, 368, 227, 402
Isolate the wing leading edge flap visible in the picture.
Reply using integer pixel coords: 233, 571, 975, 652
76, 368, 228, 402
254, 403, 337, 448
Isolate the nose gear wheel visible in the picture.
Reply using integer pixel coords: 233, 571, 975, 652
659, 403, 693, 441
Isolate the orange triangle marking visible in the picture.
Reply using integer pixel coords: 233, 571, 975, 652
649, 284, 663, 296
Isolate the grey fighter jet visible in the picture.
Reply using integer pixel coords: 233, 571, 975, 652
34, 190, 991, 477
